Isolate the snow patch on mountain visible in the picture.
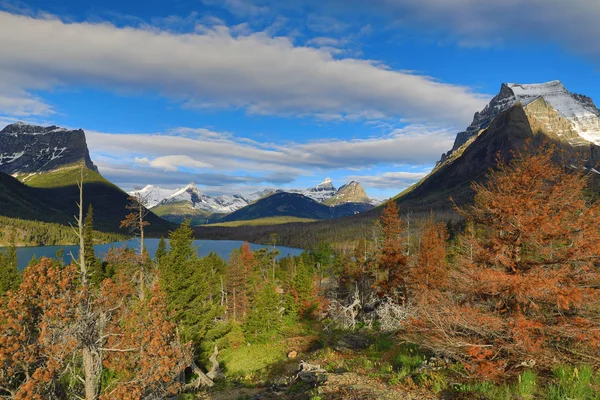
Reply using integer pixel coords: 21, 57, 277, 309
507, 81, 600, 145
446, 81, 600, 159
131, 177, 375, 216
131, 185, 179, 208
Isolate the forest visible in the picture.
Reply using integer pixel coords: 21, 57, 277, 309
1, 146, 599, 399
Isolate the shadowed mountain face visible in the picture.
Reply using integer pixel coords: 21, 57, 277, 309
395, 97, 600, 214
0, 123, 172, 234
444, 80, 600, 161
0, 122, 97, 175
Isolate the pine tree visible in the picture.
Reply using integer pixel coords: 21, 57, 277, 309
226, 243, 253, 322
159, 222, 222, 345
376, 200, 408, 303
291, 258, 319, 318
0, 229, 20, 296
84, 204, 104, 286
245, 281, 281, 339
409, 214, 448, 304
155, 237, 167, 262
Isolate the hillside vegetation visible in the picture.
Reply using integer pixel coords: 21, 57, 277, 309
2, 146, 599, 400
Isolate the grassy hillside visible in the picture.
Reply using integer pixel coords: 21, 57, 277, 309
0, 172, 71, 223
6, 163, 174, 235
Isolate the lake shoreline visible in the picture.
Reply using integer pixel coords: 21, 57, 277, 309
2, 238, 304, 271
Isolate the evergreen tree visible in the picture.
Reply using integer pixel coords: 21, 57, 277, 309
291, 258, 319, 317
376, 200, 408, 303
0, 229, 20, 296
246, 281, 281, 339
84, 204, 104, 285
155, 236, 167, 262
159, 222, 222, 346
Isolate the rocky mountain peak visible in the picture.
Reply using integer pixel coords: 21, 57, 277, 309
442, 80, 600, 161
313, 177, 336, 191
323, 180, 371, 206
0, 122, 97, 174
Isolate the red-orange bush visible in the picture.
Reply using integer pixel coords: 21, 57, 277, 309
407, 147, 600, 378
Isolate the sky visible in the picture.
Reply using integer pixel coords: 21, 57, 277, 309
0, 0, 599, 199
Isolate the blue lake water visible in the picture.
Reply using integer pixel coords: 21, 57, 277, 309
0, 238, 304, 271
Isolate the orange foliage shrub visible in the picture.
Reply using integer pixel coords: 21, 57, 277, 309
0, 258, 80, 399
407, 147, 600, 378
376, 200, 409, 303
409, 214, 449, 304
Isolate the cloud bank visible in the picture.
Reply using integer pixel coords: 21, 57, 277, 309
0, 11, 487, 124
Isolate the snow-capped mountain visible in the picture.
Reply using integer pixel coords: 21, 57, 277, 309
0, 122, 97, 175
131, 185, 179, 208
444, 80, 600, 160
157, 182, 249, 214
286, 177, 338, 202
130, 177, 375, 217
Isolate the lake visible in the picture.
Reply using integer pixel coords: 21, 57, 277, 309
0, 238, 304, 271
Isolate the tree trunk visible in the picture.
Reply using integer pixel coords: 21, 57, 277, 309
82, 348, 98, 400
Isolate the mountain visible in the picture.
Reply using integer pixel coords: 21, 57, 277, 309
443, 80, 600, 160
397, 80, 600, 213
130, 185, 179, 208
0, 123, 171, 233
295, 177, 338, 202
0, 122, 97, 175
323, 181, 371, 206
133, 177, 375, 225
218, 192, 374, 223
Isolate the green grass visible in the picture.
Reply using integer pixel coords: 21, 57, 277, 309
209, 216, 318, 227
17, 162, 108, 188
547, 365, 600, 400
219, 341, 288, 378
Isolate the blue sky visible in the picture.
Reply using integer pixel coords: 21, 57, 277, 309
0, 0, 599, 198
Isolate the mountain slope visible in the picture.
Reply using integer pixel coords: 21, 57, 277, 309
0, 123, 172, 234
445, 80, 600, 160
218, 192, 374, 223
395, 92, 600, 213
0, 171, 71, 222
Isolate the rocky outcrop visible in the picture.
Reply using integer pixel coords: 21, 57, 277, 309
0, 122, 97, 175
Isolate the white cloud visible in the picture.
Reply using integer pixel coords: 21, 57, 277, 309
0, 11, 487, 124
141, 155, 214, 171
347, 171, 428, 189
87, 125, 454, 176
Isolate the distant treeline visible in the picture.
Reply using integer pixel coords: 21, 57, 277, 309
194, 208, 462, 251
0, 215, 126, 246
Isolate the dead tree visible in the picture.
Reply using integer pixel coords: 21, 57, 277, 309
72, 167, 104, 400
120, 188, 151, 300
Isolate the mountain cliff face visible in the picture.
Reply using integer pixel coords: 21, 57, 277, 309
443, 81, 600, 161
0, 122, 171, 233
396, 81, 600, 213
323, 181, 371, 206
0, 122, 97, 175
